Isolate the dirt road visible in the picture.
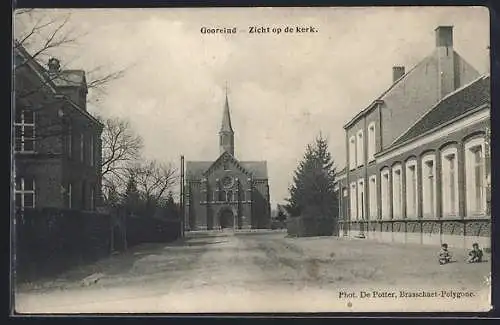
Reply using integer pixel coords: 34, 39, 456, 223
14, 231, 491, 313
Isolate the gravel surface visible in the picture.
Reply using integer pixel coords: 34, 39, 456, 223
14, 231, 491, 313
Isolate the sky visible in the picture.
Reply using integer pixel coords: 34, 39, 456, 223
14, 7, 490, 206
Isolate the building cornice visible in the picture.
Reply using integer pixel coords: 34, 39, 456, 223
343, 100, 383, 130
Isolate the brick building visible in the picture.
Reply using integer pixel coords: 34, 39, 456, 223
13, 45, 103, 212
184, 93, 271, 230
335, 26, 491, 248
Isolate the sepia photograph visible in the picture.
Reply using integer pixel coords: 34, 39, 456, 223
11, 6, 491, 314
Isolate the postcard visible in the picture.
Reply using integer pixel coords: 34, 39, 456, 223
12, 6, 491, 314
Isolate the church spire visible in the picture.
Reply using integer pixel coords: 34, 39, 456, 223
219, 84, 234, 156
220, 84, 233, 133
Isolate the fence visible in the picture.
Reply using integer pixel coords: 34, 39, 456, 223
286, 216, 338, 237
15, 208, 113, 281
126, 215, 181, 247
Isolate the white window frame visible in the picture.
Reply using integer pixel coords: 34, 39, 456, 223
421, 153, 437, 218
392, 164, 403, 219
357, 178, 365, 220
15, 177, 35, 209
405, 159, 418, 219
381, 168, 390, 220
14, 109, 36, 153
350, 182, 357, 220
441, 146, 459, 217
368, 122, 376, 162
368, 175, 377, 220
356, 130, 364, 167
464, 137, 487, 217
349, 136, 356, 170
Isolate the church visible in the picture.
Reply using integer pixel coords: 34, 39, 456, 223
184, 93, 271, 230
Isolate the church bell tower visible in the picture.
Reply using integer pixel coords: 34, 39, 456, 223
219, 90, 235, 156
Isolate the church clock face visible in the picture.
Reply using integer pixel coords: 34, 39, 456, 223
222, 176, 234, 189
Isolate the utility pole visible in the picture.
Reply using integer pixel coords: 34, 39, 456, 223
180, 155, 185, 238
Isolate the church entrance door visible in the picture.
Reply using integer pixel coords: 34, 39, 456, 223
219, 208, 234, 229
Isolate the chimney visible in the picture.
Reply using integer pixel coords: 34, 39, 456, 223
392, 66, 405, 83
47, 58, 61, 74
435, 26, 457, 98
435, 26, 453, 48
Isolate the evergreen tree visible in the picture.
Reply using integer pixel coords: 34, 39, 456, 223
285, 133, 338, 220
123, 175, 141, 216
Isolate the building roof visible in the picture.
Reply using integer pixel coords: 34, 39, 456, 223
185, 161, 213, 180
186, 157, 268, 180
14, 44, 101, 127
240, 161, 268, 179
343, 55, 430, 129
390, 75, 490, 147
51, 70, 87, 88
220, 93, 233, 133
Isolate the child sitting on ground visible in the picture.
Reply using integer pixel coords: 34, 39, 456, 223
439, 243, 452, 265
467, 243, 484, 263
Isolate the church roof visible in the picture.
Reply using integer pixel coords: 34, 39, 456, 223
240, 161, 268, 179
220, 94, 233, 133
186, 158, 268, 180
185, 161, 213, 180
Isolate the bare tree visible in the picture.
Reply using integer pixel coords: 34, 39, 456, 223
14, 9, 129, 102
101, 117, 143, 200
131, 160, 178, 210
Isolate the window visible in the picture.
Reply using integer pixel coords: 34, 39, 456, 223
68, 183, 72, 209
356, 130, 364, 167
226, 190, 232, 202
441, 147, 459, 217
465, 138, 486, 216
349, 136, 356, 170
90, 187, 95, 210
350, 182, 357, 220
357, 179, 365, 220
368, 175, 377, 219
89, 134, 94, 166
67, 126, 72, 158
15, 177, 35, 209
80, 133, 84, 162
14, 109, 35, 152
422, 154, 436, 218
405, 160, 418, 218
392, 164, 403, 219
213, 191, 217, 202
368, 122, 376, 162
381, 168, 390, 219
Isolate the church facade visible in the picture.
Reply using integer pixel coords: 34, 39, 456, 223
184, 94, 271, 230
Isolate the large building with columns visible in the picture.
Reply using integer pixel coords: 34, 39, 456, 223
335, 26, 491, 248
184, 93, 271, 230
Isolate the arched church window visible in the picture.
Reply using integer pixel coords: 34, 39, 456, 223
226, 190, 232, 202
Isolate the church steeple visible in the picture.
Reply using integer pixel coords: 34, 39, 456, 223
219, 86, 234, 156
